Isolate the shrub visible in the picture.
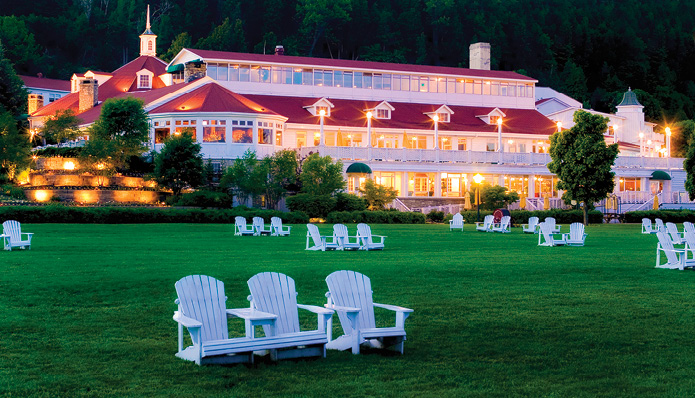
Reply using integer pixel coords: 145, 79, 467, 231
334, 192, 367, 212
286, 193, 337, 218
509, 209, 603, 225
0, 206, 309, 224
326, 211, 425, 224
624, 210, 695, 224
426, 210, 445, 223
169, 190, 233, 208
2, 184, 26, 199
33, 147, 83, 158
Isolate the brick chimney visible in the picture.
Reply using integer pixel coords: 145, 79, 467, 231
79, 79, 99, 113
184, 62, 207, 83
28, 94, 44, 114
275, 45, 285, 56
469, 42, 491, 70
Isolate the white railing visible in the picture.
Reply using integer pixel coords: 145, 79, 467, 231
613, 191, 655, 204
301, 145, 683, 169
388, 198, 412, 212
32, 139, 87, 151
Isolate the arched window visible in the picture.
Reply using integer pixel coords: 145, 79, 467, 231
148, 41, 153, 51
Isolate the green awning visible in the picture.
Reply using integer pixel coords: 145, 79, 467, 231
346, 163, 372, 174
651, 170, 671, 180
166, 64, 184, 73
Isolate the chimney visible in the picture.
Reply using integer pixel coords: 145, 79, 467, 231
275, 45, 285, 56
78, 79, 99, 113
469, 42, 491, 70
184, 62, 207, 83
28, 94, 44, 114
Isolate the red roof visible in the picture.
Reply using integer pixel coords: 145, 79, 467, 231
244, 95, 557, 136
150, 83, 279, 115
183, 49, 536, 82
20, 75, 70, 92
31, 56, 169, 118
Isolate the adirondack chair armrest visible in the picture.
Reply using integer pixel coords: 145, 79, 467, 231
371, 235, 387, 243
297, 304, 334, 315
226, 308, 277, 321
22, 232, 33, 240
324, 304, 361, 314
173, 311, 202, 328
373, 302, 414, 313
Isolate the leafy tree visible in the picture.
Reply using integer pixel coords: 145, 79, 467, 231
260, 149, 298, 209
299, 153, 345, 196
296, 0, 352, 56
0, 109, 30, 182
78, 137, 117, 186
40, 109, 82, 144
670, 120, 695, 158
162, 32, 191, 63
548, 110, 619, 225
220, 149, 265, 205
0, 43, 28, 118
469, 183, 519, 211
87, 97, 149, 168
196, 18, 247, 52
684, 136, 695, 201
359, 179, 398, 210
0, 16, 43, 75
153, 132, 205, 196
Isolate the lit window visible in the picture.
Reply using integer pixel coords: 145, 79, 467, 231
139, 74, 151, 88
436, 113, 449, 123
376, 109, 390, 119
203, 120, 226, 143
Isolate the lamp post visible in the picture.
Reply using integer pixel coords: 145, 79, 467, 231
433, 114, 439, 149
639, 132, 644, 157
613, 124, 619, 144
507, 139, 514, 153
497, 117, 503, 152
473, 173, 484, 222
319, 109, 326, 147
556, 121, 562, 133
366, 111, 372, 147
665, 127, 671, 158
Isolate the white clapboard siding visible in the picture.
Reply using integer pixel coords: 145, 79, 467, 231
2, 220, 33, 251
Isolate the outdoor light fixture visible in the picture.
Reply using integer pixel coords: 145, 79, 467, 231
473, 173, 484, 222
366, 111, 373, 149
556, 121, 562, 131
318, 109, 326, 146
433, 114, 440, 149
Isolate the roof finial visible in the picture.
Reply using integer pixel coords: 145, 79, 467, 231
146, 4, 151, 30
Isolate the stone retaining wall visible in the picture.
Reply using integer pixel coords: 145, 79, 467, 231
29, 174, 156, 188
26, 189, 161, 204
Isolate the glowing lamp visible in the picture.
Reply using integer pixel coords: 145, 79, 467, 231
473, 173, 484, 184
319, 109, 326, 116
366, 111, 372, 119
557, 121, 562, 129
433, 114, 439, 122
63, 161, 75, 171
665, 127, 672, 136
497, 117, 503, 125
508, 139, 514, 144
35, 190, 49, 202
639, 132, 644, 138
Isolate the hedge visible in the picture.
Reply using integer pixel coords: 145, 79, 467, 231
624, 210, 695, 224
443, 209, 603, 224
0, 205, 309, 224
326, 210, 426, 224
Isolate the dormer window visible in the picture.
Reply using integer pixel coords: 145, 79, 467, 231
436, 113, 449, 123
316, 106, 329, 116
376, 109, 390, 119
490, 115, 501, 125
139, 75, 150, 88
304, 98, 335, 117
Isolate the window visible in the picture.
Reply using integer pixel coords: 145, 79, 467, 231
155, 128, 170, 144
363, 73, 372, 89
334, 71, 343, 87
229, 65, 240, 81
323, 70, 333, 87
473, 80, 482, 94
436, 113, 449, 122
207, 64, 217, 80
217, 64, 228, 81
465, 79, 474, 93
353, 72, 363, 88
505, 176, 528, 195
239, 65, 250, 82
296, 132, 306, 148
259, 66, 270, 83
343, 71, 353, 88
174, 120, 196, 139
376, 109, 390, 119
483, 81, 491, 95
258, 121, 272, 144
49, 93, 61, 103
232, 127, 252, 143
148, 41, 153, 51
486, 142, 496, 152
439, 137, 452, 150
139, 74, 150, 88
275, 127, 283, 146
441, 173, 467, 197
203, 120, 226, 143
302, 69, 313, 85
620, 178, 641, 191
382, 74, 391, 90
491, 82, 499, 95
457, 138, 467, 151
447, 78, 455, 93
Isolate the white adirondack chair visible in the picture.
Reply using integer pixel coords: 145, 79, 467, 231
537, 222, 566, 246
641, 218, 658, 234
475, 214, 494, 232
563, 222, 587, 246
306, 223, 340, 251
333, 224, 361, 250
449, 213, 464, 231
665, 222, 685, 245
270, 217, 292, 236
544, 217, 562, 233
522, 216, 540, 234
356, 223, 386, 250
655, 231, 691, 270
325, 270, 413, 354
655, 218, 665, 233
252, 217, 272, 236
173, 275, 279, 365
247, 272, 334, 360
234, 217, 254, 236
684, 222, 695, 239
492, 215, 511, 233
2, 220, 32, 251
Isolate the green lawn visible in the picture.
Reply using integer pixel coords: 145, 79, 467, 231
2, 222, 694, 397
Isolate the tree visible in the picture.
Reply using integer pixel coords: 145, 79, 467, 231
162, 32, 191, 63
153, 132, 205, 196
359, 179, 398, 210
299, 153, 345, 196
79, 137, 117, 186
220, 149, 265, 205
260, 149, 298, 209
670, 120, 695, 158
296, 0, 352, 56
0, 43, 28, 118
684, 136, 695, 200
196, 18, 247, 52
39, 109, 82, 144
0, 109, 30, 182
0, 16, 43, 75
469, 183, 520, 211
86, 97, 149, 168
548, 110, 619, 225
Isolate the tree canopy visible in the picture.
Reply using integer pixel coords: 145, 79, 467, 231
153, 132, 205, 196
299, 153, 345, 196
548, 110, 619, 224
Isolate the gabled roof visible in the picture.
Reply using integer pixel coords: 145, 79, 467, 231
174, 48, 537, 82
243, 95, 557, 135
149, 82, 280, 116
20, 75, 70, 92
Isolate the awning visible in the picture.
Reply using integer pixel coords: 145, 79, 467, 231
166, 64, 184, 73
650, 170, 671, 180
346, 162, 372, 174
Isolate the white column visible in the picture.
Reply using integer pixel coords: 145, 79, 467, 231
366, 112, 372, 147
434, 172, 442, 197
319, 114, 325, 147
434, 116, 439, 150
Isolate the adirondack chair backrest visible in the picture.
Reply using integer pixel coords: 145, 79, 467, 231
357, 223, 374, 244
569, 222, 584, 240
247, 272, 300, 335
451, 213, 463, 226
235, 216, 248, 228
326, 270, 376, 334
545, 217, 557, 229
500, 216, 510, 228
484, 214, 494, 227
655, 218, 665, 232
175, 275, 228, 343
271, 217, 282, 230
252, 217, 264, 230
642, 218, 652, 231
666, 222, 681, 243
657, 231, 680, 265
684, 222, 695, 237
333, 224, 349, 239
683, 226, 695, 249
2, 220, 22, 242
538, 222, 551, 239
307, 223, 323, 247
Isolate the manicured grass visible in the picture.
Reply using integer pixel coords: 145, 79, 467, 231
1, 222, 694, 397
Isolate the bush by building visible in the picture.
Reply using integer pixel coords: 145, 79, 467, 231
326, 210, 426, 224
624, 210, 695, 224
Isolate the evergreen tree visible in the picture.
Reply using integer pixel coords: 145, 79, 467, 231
0, 108, 30, 182
0, 42, 28, 118
162, 32, 191, 63
548, 110, 619, 225
153, 132, 205, 196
